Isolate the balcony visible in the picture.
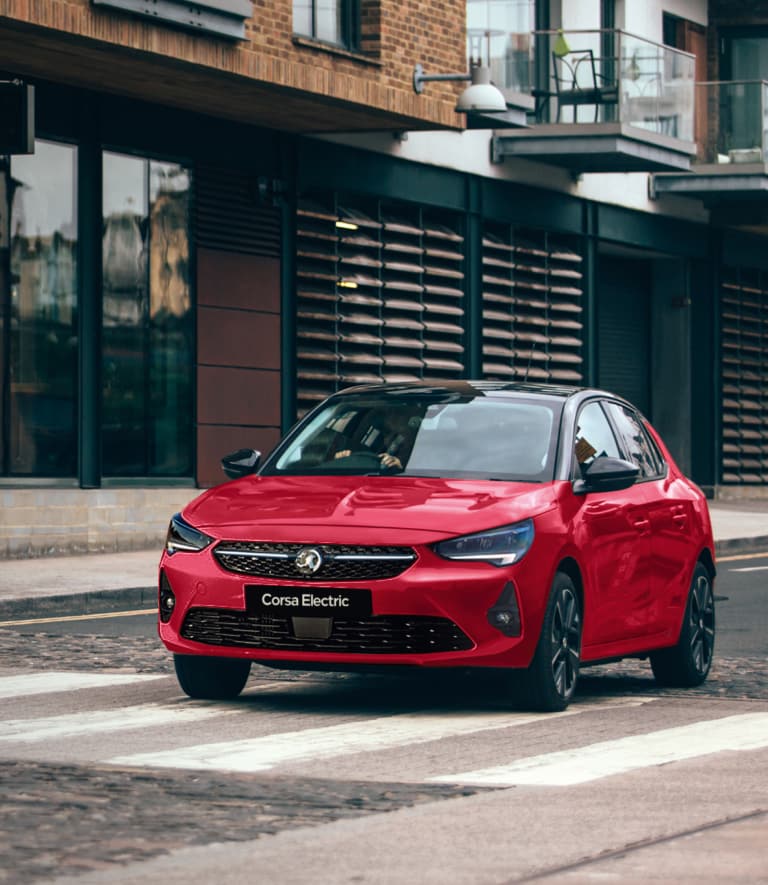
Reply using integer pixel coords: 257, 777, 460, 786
651, 81, 768, 212
487, 29, 696, 173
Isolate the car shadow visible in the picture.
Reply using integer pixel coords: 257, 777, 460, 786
220, 662, 663, 716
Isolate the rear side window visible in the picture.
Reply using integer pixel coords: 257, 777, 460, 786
573, 401, 621, 476
605, 403, 665, 479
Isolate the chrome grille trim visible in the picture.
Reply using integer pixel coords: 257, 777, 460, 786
213, 542, 417, 581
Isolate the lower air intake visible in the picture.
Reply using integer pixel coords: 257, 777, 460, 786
181, 608, 473, 654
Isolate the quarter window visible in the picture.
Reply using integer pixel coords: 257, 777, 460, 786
605, 402, 664, 479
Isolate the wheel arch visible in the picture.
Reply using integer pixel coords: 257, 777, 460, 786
556, 556, 584, 614
698, 546, 716, 580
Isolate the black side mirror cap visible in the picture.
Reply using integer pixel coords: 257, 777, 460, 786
573, 457, 640, 494
221, 448, 261, 480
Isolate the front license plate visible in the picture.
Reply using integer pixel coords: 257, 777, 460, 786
246, 586, 372, 618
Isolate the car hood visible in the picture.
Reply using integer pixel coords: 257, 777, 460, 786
183, 475, 557, 543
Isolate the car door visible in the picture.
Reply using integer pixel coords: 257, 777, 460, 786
571, 399, 653, 649
604, 402, 693, 641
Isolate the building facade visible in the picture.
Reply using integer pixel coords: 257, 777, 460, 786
1, 0, 767, 556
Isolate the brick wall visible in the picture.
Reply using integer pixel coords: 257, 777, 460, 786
0, 0, 468, 129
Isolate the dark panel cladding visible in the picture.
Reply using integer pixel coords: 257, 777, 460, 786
197, 366, 281, 426
197, 306, 281, 370
196, 164, 281, 257
198, 249, 281, 313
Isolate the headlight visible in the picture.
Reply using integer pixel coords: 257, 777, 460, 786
165, 513, 213, 555
433, 519, 534, 567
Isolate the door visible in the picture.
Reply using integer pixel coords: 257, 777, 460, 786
571, 399, 653, 652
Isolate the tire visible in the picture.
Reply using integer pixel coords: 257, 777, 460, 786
518, 572, 582, 712
650, 562, 715, 688
174, 653, 251, 700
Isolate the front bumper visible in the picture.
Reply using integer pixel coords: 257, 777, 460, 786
158, 541, 554, 670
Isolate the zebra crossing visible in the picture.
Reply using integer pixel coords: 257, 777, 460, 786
2, 670, 768, 788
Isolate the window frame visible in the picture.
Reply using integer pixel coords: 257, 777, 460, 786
603, 400, 667, 482
293, 0, 360, 52
570, 398, 623, 481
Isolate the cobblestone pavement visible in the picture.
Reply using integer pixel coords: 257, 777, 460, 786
0, 761, 480, 884
1, 626, 767, 883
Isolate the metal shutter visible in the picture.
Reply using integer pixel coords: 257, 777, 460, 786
720, 271, 768, 484
481, 225, 584, 382
295, 194, 466, 414
196, 164, 281, 257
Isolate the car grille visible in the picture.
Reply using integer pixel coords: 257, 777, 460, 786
213, 542, 417, 581
181, 608, 473, 654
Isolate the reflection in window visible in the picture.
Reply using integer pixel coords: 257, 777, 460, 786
293, 0, 356, 48
102, 152, 193, 477
605, 403, 663, 479
466, 0, 534, 94
2, 141, 78, 476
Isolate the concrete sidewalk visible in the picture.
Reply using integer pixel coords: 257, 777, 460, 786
1, 502, 767, 619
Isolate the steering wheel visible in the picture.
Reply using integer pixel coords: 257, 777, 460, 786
334, 450, 384, 471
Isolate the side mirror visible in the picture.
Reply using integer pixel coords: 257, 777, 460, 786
221, 448, 261, 480
574, 457, 639, 494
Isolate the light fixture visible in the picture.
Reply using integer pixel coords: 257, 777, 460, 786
412, 62, 507, 114
335, 219, 359, 231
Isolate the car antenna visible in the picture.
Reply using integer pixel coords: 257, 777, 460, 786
523, 340, 537, 382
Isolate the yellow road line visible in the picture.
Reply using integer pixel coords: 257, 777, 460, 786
718, 550, 768, 563
0, 608, 156, 628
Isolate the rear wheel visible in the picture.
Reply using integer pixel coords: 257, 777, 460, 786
650, 562, 715, 687
174, 653, 251, 699
517, 572, 581, 712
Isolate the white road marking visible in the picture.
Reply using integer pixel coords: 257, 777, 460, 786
429, 713, 768, 787
109, 698, 652, 772
0, 671, 165, 700
0, 703, 235, 742
729, 566, 768, 573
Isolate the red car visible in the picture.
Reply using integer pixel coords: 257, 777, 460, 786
158, 382, 716, 711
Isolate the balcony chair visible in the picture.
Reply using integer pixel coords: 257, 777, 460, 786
552, 49, 619, 122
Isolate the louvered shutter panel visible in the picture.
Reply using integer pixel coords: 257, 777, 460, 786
295, 194, 466, 415
481, 226, 584, 382
720, 272, 768, 484
196, 164, 281, 256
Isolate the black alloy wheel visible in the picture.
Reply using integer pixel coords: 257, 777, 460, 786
174, 653, 252, 699
518, 571, 582, 712
651, 562, 715, 687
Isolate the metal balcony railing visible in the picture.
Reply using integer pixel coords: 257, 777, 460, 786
465, 26, 695, 141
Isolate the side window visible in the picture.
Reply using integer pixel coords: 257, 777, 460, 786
573, 401, 621, 476
605, 403, 664, 479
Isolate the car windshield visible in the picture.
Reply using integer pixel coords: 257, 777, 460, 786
265, 392, 563, 482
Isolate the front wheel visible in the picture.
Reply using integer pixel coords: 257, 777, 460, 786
174, 653, 251, 699
650, 562, 715, 687
517, 572, 582, 712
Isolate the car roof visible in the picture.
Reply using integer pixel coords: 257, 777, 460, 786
331, 380, 610, 401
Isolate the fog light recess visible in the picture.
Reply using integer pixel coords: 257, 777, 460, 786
159, 571, 176, 623
487, 581, 521, 637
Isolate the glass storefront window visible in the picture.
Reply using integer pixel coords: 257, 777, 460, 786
102, 152, 193, 477
1, 141, 78, 476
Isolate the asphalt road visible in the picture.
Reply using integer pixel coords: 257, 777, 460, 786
0, 550, 766, 884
